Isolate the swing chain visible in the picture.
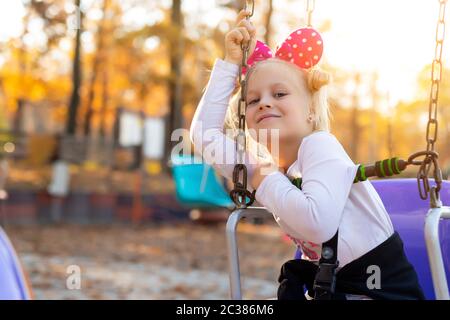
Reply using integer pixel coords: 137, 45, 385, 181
416, 0, 447, 200
407, 151, 442, 199
306, 0, 315, 27
230, 0, 256, 208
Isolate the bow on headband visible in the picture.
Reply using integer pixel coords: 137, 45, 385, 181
243, 27, 323, 74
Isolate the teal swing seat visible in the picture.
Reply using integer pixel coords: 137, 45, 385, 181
171, 154, 234, 209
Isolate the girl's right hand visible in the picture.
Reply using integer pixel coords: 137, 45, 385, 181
224, 9, 257, 66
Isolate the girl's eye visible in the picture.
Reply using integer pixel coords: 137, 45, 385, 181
247, 93, 286, 105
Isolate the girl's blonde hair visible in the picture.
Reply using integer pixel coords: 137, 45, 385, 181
224, 59, 331, 144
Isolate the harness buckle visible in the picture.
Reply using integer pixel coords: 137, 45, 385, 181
313, 262, 338, 294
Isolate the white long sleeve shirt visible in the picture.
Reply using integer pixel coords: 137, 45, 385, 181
190, 58, 394, 267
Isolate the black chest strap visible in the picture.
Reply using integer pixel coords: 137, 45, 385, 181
313, 231, 339, 300
291, 177, 339, 300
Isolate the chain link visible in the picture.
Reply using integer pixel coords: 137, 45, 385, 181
306, 0, 315, 27
230, 0, 256, 208
417, 0, 447, 200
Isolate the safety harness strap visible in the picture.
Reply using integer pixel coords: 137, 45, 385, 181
313, 231, 339, 300
290, 177, 339, 300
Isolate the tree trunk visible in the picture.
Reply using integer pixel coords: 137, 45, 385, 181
15, 10, 30, 135
350, 73, 360, 161
385, 92, 394, 158
99, 65, 109, 140
163, 0, 184, 171
66, 0, 82, 135
369, 72, 378, 162
13, 99, 25, 135
83, 0, 109, 137
387, 118, 393, 158
264, 0, 273, 46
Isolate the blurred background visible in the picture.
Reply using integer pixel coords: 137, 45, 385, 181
0, 0, 449, 299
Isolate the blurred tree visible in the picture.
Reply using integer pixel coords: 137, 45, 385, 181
397, 66, 450, 169
66, 0, 83, 135
163, 0, 184, 171
349, 73, 361, 160
369, 72, 379, 162
8, 0, 70, 133
264, 0, 273, 46
99, 52, 110, 140
3, 0, 446, 181
83, 0, 110, 137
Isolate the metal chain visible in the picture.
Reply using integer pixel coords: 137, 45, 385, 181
306, 0, 315, 27
416, 0, 447, 200
230, 0, 256, 208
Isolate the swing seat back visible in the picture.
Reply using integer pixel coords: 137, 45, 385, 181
373, 178, 450, 300
293, 178, 450, 300
171, 154, 234, 209
0, 226, 31, 299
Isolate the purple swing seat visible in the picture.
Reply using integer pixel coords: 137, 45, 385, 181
0, 226, 30, 300
294, 178, 450, 300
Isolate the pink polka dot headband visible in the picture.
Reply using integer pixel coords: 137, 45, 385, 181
243, 27, 323, 74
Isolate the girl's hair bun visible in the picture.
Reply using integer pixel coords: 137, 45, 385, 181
307, 68, 331, 92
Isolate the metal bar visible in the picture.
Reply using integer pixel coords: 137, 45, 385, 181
226, 207, 271, 300
424, 205, 450, 300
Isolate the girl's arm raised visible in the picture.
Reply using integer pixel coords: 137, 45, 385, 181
190, 9, 257, 184
189, 58, 257, 183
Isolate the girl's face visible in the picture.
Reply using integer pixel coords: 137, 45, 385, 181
245, 60, 314, 144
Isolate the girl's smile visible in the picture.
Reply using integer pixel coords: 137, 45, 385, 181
256, 113, 281, 123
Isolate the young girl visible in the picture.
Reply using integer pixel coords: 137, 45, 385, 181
190, 9, 424, 300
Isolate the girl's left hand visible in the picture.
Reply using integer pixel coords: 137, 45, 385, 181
251, 161, 284, 190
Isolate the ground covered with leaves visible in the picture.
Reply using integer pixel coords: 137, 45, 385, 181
6, 221, 295, 299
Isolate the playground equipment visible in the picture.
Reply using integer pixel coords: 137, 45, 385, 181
171, 154, 233, 209
225, 0, 450, 300
227, 179, 450, 300
0, 226, 32, 300
0, 153, 31, 299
